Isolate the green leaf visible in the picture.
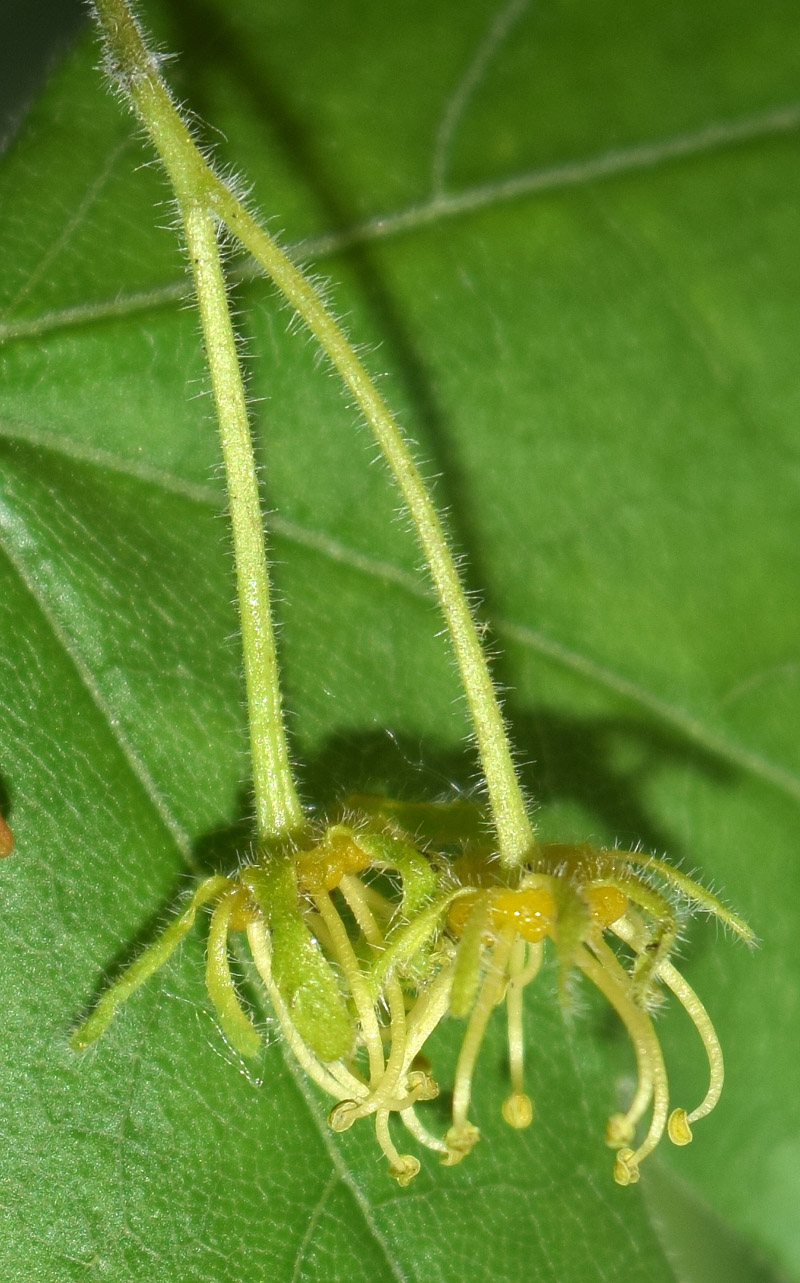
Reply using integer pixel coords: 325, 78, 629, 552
0, 1, 797, 1279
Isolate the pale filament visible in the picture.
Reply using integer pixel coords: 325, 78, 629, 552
502, 937, 542, 1127
313, 891, 386, 1085
404, 955, 457, 1065
399, 1105, 450, 1155
612, 913, 724, 1133
246, 919, 369, 1102
336, 874, 419, 1119
450, 926, 516, 1135
576, 941, 669, 1182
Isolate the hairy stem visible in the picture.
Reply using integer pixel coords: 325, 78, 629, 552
92, 0, 303, 840
91, 0, 535, 866
181, 201, 304, 839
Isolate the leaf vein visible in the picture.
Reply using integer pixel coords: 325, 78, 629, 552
2, 99, 799, 345
4, 423, 797, 807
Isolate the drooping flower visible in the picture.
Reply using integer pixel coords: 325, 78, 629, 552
73, 799, 752, 1186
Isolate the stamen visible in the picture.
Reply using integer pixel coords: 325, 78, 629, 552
441, 1120, 480, 1165
337, 976, 411, 1121
338, 874, 386, 950
612, 916, 724, 1137
400, 1105, 450, 1155
355, 881, 395, 921
586, 875, 677, 1000
445, 927, 516, 1162
404, 958, 457, 1066
659, 960, 723, 1128
313, 891, 385, 1085
576, 942, 669, 1184
501, 937, 542, 1129
206, 893, 261, 1058
374, 1109, 421, 1185
336, 872, 445, 1126
335, 874, 420, 1118
246, 920, 368, 1102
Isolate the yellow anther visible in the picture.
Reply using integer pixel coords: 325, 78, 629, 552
491, 887, 556, 944
584, 884, 628, 929
390, 1155, 421, 1186
668, 1108, 693, 1146
442, 1121, 480, 1164
296, 832, 370, 893
502, 1091, 533, 1129
613, 1147, 640, 1186
447, 891, 482, 937
407, 1069, 439, 1101
327, 1099, 361, 1132
334, 833, 372, 877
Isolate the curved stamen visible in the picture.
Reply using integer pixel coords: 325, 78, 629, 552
404, 956, 457, 1066
338, 874, 386, 949
576, 942, 669, 1184
584, 875, 677, 1000
502, 937, 542, 1128
444, 926, 516, 1162
374, 1109, 420, 1186
246, 919, 369, 1102
335, 874, 416, 1121
400, 1105, 450, 1155
612, 915, 724, 1142
313, 891, 385, 1085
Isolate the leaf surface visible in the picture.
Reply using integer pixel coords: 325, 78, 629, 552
0, 2, 798, 1280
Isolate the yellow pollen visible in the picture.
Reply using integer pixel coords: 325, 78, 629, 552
502, 1092, 533, 1129
491, 888, 556, 943
327, 1099, 361, 1132
613, 1147, 640, 1186
297, 834, 370, 892
447, 891, 482, 937
584, 884, 628, 929
442, 1121, 480, 1165
668, 1108, 693, 1146
390, 1156, 421, 1186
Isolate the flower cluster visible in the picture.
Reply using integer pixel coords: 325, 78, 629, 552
73, 798, 752, 1185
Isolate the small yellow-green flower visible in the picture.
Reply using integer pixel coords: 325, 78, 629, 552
73, 799, 753, 1186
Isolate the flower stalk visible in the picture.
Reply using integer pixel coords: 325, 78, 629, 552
75, 0, 755, 1192
90, 0, 533, 869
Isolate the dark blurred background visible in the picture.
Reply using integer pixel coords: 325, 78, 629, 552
1, 0, 85, 148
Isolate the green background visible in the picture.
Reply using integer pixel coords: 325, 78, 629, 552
0, 1, 798, 1279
